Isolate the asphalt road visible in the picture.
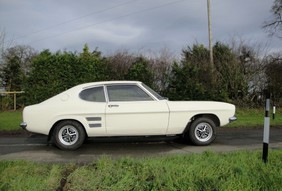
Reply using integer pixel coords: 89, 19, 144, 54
0, 127, 281, 163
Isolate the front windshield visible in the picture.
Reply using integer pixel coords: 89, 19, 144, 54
142, 83, 165, 100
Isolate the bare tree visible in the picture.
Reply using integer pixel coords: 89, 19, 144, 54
0, 29, 13, 61
263, 0, 282, 38
0, 30, 14, 89
147, 47, 175, 92
265, 53, 282, 103
2, 45, 36, 75
230, 37, 269, 93
0, 45, 36, 91
106, 50, 137, 80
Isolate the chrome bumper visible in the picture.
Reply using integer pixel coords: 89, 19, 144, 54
229, 116, 237, 123
20, 122, 27, 130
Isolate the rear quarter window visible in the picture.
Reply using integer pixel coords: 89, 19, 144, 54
79, 86, 105, 102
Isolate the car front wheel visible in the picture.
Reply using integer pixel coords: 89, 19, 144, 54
188, 117, 216, 146
53, 120, 85, 150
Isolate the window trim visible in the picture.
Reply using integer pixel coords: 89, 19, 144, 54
139, 83, 164, 101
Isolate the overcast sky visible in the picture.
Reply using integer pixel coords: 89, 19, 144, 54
0, 0, 280, 55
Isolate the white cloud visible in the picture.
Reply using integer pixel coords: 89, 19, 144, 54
63, 22, 145, 47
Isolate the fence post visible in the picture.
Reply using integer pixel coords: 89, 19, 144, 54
0, 91, 24, 110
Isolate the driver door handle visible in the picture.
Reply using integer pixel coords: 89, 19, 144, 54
108, 104, 119, 108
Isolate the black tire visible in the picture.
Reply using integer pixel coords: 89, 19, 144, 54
187, 117, 216, 146
53, 120, 85, 150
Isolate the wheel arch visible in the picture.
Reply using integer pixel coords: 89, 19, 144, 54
47, 119, 88, 142
183, 113, 220, 133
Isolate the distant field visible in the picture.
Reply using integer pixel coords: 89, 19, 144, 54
0, 108, 281, 131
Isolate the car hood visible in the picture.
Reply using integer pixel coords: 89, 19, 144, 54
166, 101, 235, 113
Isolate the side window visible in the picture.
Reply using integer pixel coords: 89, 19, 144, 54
79, 86, 105, 102
107, 85, 153, 102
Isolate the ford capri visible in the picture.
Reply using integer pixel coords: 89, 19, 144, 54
21, 81, 236, 150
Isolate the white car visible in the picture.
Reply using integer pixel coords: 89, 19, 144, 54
21, 81, 236, 150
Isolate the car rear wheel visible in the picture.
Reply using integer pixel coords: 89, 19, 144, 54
188, 117, 216, 146
53, 120, 85, 150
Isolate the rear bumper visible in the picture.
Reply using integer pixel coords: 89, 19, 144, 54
20, 122, 27, 130
229, 116, 237, 123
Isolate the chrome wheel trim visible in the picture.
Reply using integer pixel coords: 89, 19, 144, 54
58, 125, 79, 146
194, 122, 213, 142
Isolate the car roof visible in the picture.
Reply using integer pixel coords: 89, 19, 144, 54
78, 81, 142, 89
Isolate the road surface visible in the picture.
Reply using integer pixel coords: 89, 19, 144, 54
0, 127, 281, 163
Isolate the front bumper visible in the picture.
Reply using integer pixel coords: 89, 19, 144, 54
20, 122, 27, 130
229, 116, 237, 123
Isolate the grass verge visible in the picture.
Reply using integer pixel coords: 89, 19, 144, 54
227, 108, 282, 127
0, 111, 22, 131
0, 149, 282, 191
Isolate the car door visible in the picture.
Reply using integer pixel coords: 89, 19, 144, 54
105, 84, 169, 136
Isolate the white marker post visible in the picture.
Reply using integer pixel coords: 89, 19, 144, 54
273, 105, 276, 120
262, 91, 270, 163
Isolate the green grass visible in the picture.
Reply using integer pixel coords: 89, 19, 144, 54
1, 149, 282, 191
0, 108, 281, 131
0, 111, 22, 131
227, 108, 282, 127
0, 161, 65, 191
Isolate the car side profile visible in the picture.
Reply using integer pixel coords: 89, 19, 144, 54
21, 81, 236, 150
